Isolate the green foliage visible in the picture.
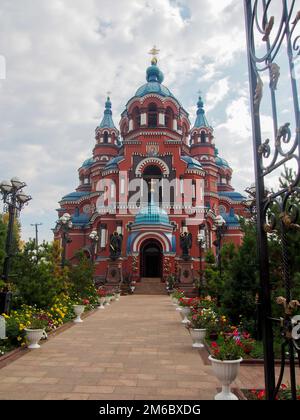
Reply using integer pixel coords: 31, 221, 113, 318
12, 240, 65, 309
220, 220, 259, 329
68, 251, 97, 303
27, 318, 48, 329
203, 250, 224, 300
210, 336, 243, 361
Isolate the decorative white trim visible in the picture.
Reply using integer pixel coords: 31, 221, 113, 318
132, 232, 171, 253
135, 157, 170, 177
126, 94, 181, 111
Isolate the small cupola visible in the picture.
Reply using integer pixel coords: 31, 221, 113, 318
191, 96, 213, 145
95, 97, 119, 145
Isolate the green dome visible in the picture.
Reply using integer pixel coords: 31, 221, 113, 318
134, 59, 177, 100
134, 204, 170, 225
215, 148, 230, 168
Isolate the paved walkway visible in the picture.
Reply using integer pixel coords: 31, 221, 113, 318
0, 295, 298, 400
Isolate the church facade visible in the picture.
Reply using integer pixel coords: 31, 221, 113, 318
54, 56, 247, 288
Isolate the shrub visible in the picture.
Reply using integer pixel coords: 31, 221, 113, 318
12, 241, 65, 309
68, 251, 97, 304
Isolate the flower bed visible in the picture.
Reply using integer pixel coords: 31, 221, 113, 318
243, 384, 300, 400
0, 294, 98, 355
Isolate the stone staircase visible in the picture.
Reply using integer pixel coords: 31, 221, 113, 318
134, 278, 167, 295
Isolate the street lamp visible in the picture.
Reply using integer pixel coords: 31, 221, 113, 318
56, 213, 73, 268
212, 215, 227, 276
0, 178, 32, 283
197, 224, 206, 297
89, 230, 99, 263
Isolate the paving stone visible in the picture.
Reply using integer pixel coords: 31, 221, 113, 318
1, 295, 297, 400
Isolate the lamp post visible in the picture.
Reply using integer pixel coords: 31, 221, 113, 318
212, 215, 227, 277
89, 230, 99, 263
56, 213, 73, 268
197, 224, 206, 297
0, 177, 32, 282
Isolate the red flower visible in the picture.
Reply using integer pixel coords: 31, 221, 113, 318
211, 342, 218, 349
280, 384, 287, 390
82, 299, 90, 305
257, 390, 265, 400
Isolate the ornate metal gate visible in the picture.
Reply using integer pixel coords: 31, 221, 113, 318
244, 0, 300, 400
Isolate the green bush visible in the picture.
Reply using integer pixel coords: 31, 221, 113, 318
68, 251, 97, 304
12, 241, 65, 309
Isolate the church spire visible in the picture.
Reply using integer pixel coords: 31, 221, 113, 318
194, 96, 210, 129
95, 96, 119, 147
99, 96, 117, 129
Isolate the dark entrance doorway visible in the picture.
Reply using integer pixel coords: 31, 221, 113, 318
140, 240, 162, 278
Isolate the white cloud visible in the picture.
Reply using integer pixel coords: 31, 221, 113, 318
206, 78, 230, 111
0, 0, 253, 242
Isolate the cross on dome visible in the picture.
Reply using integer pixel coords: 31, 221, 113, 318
149, 45, 160, 65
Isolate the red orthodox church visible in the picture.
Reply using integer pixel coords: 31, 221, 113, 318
54, 55, 247, 291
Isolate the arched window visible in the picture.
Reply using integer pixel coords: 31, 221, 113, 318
143, 165, 162, 205
132, 107, 141, 130
148, 103, 158, 128
165, 107, 174, 130
121, 121, 128, 137
200, 131, 206, 143
182, 124, 188, 144
103, 131, 109, 143
111, 133, 116, 144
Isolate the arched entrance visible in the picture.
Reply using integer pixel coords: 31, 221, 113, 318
140, 240, 162, 278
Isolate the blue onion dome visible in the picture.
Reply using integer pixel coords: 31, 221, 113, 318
181, 156, 203, 170
134, 204, 170, 225
146, 58, 164, 83
134, 58, 177, 100
215, 148, 230, 168
105, 156, 124, 170
81, 157, 94, 168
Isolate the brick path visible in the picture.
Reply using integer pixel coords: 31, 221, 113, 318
0, 295, 298, 400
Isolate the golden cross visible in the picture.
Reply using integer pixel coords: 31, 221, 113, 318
149, 46, 160, 59
106, 91, 112, 98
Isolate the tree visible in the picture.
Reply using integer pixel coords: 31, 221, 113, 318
220, 220, 259, 332
12, 240, 66, 308
203, 250, 224, 301
0, 212, 22, 279
68, 250, 97, 302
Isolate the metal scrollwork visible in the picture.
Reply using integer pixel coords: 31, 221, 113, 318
280, 204, 300, 230
258, 138, 271, 158
254, 75, 264, 114
269, 62, 280, 90
245, 0, 300, 400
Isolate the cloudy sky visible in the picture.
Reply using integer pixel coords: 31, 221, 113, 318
0, 0, 298, 243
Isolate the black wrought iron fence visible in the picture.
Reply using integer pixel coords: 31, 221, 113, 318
244, 0, 300, 400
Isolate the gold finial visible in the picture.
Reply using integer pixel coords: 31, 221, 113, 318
149, 45, 160, 65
